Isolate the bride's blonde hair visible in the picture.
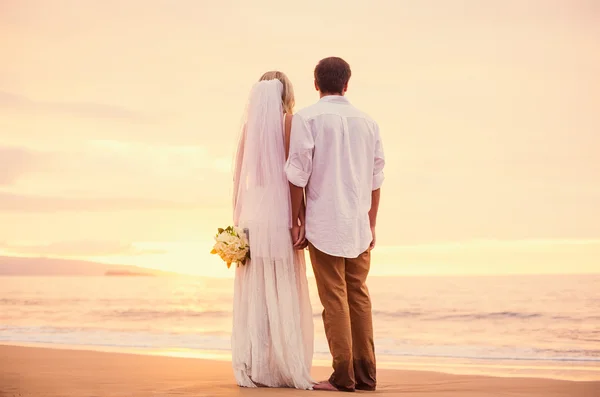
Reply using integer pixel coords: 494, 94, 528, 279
259, 71, 295, 114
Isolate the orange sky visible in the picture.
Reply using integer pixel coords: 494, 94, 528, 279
1, 1, 599, 277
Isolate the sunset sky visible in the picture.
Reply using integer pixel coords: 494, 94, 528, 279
1, 0, 599, 277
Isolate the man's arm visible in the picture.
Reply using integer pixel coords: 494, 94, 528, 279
285, 114, 306, 228
369, 189, 381, 228
370, 123, 385, 250
285, 113, 314, 248
369, 188, 381, 250
290, 183, 304, 228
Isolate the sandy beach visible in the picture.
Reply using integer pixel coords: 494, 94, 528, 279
0, 345, 598, 397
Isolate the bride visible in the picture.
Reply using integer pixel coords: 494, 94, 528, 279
231, 71, 315, 389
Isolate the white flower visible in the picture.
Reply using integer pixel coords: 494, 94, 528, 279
210, 225, 250, 268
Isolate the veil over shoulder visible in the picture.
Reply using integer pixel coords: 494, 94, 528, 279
233, 79, 285, 217
232, 79, 292, 257
230, 79, 314, 390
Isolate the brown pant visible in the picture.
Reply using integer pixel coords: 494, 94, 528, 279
308, 243, 376, 392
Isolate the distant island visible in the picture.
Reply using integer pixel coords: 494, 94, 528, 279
0, 256, 176, 277
104, 271, 154, 277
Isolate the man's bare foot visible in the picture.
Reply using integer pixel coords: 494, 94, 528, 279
313, 381, 341, 392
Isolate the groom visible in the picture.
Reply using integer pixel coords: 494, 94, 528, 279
286, 57, 385, 392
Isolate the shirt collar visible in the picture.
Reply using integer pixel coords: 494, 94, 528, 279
319, 95, 350, 104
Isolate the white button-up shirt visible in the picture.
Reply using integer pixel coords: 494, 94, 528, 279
285, 95, 385, 258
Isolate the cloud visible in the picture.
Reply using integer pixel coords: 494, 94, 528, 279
0, 240, 165, 257
0, 141, 232, 211
50, 140, 232, 207
370, 239, 600, 276
376, 238, 600, 253
0, 146, 44, 185
0, 192, 200, 212
0, 90, 149, 122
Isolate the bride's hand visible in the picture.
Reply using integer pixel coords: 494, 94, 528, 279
297, 224, 308, 250
291, 223, 307, 250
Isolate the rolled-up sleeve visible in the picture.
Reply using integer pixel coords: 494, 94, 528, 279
285, 113, 314, 188
372, 124, 385, 190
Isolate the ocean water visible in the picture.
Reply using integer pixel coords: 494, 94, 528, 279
1, 275, 599, 380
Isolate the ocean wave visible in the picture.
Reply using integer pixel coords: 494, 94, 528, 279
371, 310, 424, 318
7, 300, 596, 325
434, 311, 542, 320
368, 310, 598, 322
92, 307, 597, 323
535, 348, 600, 358
368, 309, 543, 320
0, 298, 43, 306
96, 308, 232, 320
374, 349, 600, 363
0, 325, 232, 351
2, 325, 600, 364
0, 298, 92, 306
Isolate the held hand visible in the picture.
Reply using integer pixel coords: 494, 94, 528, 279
369, 226, 376, 250
297, 224, 308, 250
290, 223, 307, 250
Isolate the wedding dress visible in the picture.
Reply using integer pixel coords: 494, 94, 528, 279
231, 79, 314, 389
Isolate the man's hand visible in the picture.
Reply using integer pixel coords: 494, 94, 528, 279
369, 226, 376, 250
291, 223, 306, 250
368, 189, 381, 251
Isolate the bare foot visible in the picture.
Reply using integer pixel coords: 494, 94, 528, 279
313, 381, 341, 392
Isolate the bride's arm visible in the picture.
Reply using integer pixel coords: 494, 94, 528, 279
284, 113, 292, 160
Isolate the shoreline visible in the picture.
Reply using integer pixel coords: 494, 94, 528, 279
2, 342, 599, 382
1, 345, 599, 397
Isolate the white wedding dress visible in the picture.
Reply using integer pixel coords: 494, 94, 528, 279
231, 79, 314, 389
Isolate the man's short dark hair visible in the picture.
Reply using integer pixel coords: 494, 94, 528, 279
314, 57, 351, 94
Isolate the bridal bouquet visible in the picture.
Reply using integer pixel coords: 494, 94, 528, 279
210, 226, 250, 268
